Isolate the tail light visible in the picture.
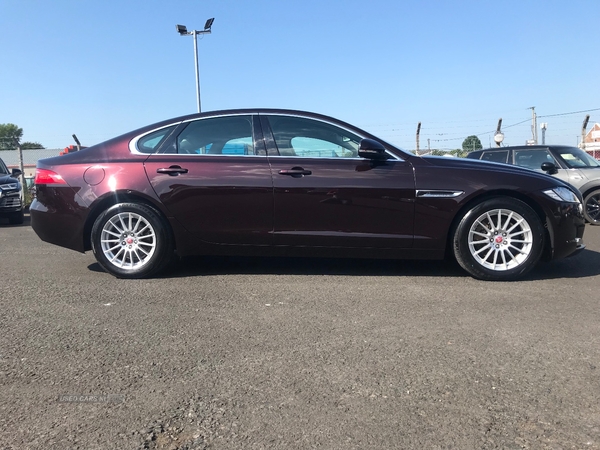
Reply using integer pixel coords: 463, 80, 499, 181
34, 169, 67, 185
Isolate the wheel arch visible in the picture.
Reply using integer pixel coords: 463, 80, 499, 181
445, 190, 551, 259
579, 183, 600, 199
82, 191, 174, 252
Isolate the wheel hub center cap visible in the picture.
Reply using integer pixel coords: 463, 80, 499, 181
126, 237, 134, 245
494, 236, 504, 244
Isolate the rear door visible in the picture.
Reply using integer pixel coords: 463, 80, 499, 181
260, 114, 415, 249
144, 114, 273, 245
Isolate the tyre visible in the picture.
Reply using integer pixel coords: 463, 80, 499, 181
91, 203, 174, 279
583, 189, 600, 225
8, 210, 24, 225
453, 197, 544, 281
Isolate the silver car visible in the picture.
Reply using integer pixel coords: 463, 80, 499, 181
467, 145, 600, 224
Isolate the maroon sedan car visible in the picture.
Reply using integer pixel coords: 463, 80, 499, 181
31, 109, 585, 280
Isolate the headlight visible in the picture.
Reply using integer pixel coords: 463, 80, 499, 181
543, 187, 580, 203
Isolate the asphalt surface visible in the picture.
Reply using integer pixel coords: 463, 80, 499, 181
1, 214, 599, 449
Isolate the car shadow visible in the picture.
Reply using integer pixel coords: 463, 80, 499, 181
160, 255, 468, 279
86, 248, 600, 281
86, 251, 600, 280
0, 211, 30, 227
167, 247, 600, 280
524, 248, 600, 280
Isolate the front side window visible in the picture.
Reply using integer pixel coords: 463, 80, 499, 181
266, 115, 361, 158
175, 115, 255, 155
514, 150, 555, 170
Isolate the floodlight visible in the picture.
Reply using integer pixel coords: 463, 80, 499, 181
176, 24, 188, 35
204, 18, 214, 30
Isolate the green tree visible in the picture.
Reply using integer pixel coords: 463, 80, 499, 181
0, 123, 23, 150
21, 141, 44, 149
448, 148, 469, 158
462, 135, 482, 152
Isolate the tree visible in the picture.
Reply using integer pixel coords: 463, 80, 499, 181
462, 135, 482, 152
0, 123, 23, 150
21, 142, 44, 149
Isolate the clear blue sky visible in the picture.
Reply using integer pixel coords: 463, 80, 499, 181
1, 0, 598, 151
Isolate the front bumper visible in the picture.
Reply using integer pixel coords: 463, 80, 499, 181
545, 200, 586, 261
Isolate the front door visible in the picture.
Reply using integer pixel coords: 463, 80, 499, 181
260, 114, 415, 249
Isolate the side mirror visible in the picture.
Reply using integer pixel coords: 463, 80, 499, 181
358, 138, 388, 160
541, 162, 558, 175
11, 168, 22, 178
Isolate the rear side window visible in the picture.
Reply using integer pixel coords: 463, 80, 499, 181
481, 151, 508, 163
175, 115, 256, 155
137, 126, 177, 154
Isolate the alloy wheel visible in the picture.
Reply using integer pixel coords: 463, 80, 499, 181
100, 212, 157, 270
467, 208, 533, 271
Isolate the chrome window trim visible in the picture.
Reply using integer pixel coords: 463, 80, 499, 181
129, 113, 262, 157
129, 123, 183, 155
259, 112, 403, 161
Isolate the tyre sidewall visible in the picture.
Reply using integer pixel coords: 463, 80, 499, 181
583, 189, 600, 225
453, 197, 544, 281
91, 203, 172, 279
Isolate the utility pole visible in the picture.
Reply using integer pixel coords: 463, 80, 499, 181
580, 115, 590, 150
416, 122, 421, 156
528, 107, 537, 144
540, 123, 547, 145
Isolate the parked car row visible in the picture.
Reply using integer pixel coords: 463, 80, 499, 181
467, 145, 600, 224
29, 109, 585, 281
0, 157, 24, 225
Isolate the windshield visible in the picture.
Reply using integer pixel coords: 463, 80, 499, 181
555, 147, 600, 168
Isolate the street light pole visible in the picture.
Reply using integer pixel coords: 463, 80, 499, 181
176, 18, 214, 113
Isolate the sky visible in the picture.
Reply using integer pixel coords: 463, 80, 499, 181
1, 0, 599, 151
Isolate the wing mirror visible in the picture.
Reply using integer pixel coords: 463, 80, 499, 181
358, 138, 388, 160
541, 162, 558, 175
11, 168, 22, 178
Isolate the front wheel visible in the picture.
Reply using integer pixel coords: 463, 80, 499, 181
91, 203, 174, 279
453, 197, 545, 281
583, 189, 600, 225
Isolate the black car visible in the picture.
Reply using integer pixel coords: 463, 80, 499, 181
0, 157, 24, 225
467, 145, 600, 224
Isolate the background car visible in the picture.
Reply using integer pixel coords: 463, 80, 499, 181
30, 109, 585, 281
467, 145, 600, 224
0, 157, 24, 225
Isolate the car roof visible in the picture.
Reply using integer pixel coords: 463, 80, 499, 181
474, 145, 579, 152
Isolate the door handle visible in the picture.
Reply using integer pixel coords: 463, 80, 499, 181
278, 167, 312, 177
157, 166, 189, 176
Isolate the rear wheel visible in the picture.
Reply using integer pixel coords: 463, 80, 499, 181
583, 189, 600, 225
453, 197, 544, 281
91, 203, 174, 279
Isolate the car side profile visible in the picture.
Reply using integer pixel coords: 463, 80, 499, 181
30, 109, 585, 281
0, 157, 24, 225
467, 145, 600, 224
